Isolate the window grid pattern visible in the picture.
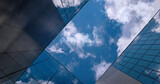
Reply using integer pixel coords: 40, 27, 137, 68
16, 50, 82, 84
52, 0, 88, 24
0, 0, 88, 83
113, 10, 160, 84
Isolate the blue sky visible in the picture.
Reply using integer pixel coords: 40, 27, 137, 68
47, 0, 159, 84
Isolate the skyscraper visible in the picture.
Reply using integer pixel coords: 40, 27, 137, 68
96, 10, 160, 84
0, 0, 88, 83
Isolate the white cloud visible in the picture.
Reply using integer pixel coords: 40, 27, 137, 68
16, 68, 55, 84
38, 80, 54, 84
72, 79, 78, 84
109, 37, 115, 45
16, 78, 37, 84
16, 79, 54, 84
92, 26, 104, 46
66, 61, 79, 72
104, 0, 159, 56
152, 12, 160, 33
48, 43, 65, 54
62, 21, 93, 49
105, 0, 154, 24
27, 68, 31, 74
52, 0, 84, 8
92, 61, 111, 80
152, 27, 160, 33
24, 68, 31, 78
61, 21, 93, 58
61, 21, 103, 58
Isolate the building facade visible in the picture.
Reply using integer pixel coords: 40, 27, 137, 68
96, 10, 160, 84
16, 50, 82, 84
0, 0, 88, 83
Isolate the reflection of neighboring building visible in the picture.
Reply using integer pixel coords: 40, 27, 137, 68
0, 0, 88, 84
96, 10, 160, 84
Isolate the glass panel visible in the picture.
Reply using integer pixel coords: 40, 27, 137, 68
138, 74, 154, 84
52, 0, 89, 24
16, 50, 82, 84
113, 10, 160, 83
51, 67, 82, 84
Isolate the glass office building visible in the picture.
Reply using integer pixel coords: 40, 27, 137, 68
16, 50, 82, 84
0, 0, 88, 84
96, 10, 160, 84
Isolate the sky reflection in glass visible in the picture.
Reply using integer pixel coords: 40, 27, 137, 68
46, 0, 160, 84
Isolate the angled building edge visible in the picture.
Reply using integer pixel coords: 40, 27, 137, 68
0, 0, 88, 83
97, 8, 160, 84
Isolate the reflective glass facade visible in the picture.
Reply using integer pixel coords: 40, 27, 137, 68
16, 51, 82, 84
0, 0, 88, 84
113, 10, 160, 84
52, 0, 88, 24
